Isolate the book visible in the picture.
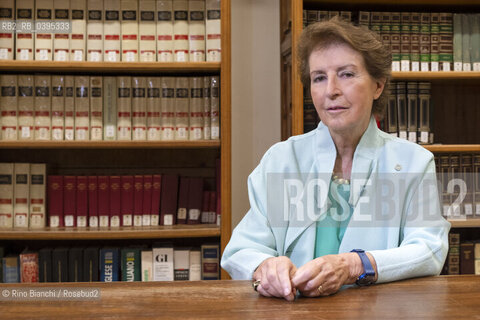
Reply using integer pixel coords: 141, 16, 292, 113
461, 14, 471, 71
448, 233, 460, 275
47, 175, 63, 228
201, 244, 219, 280
87, 0, 104, 61
174, 248, 189, 280
430, 13, 440, 72
83, 247, 99, 282
390, 12, 401, 71
132, 77, 147, 140
68, 247, 84, 282
34, 74, 51, 140
38, 248, 52, 282
51, 75, 65, 140
121, 0, 139, 62
141, 250, 153, 281
160, 77, 175, 140
150, 174, 161, 225
205, 0, 220, 62
75, 75, 90, 141
175, 77, 189, 140
35, 0, 54, 61
209, 190, 216, 224
173, 0, 189, 62
200, 190, 209, 223
475, 155, 480, 216
121, 248, 141, 281
475, 242, 480, 275
0, 74, 17, 140
14, 163, 30, 229
139, 0, 157, 62
142, 175, 153, 226
187, 177, 202, 224
64, 76, 75, 140
76, 176, 88, 227
189, 249, 201, 280
0, 246, 3, 282
439, 13, 453, 71
215, 157, 220, 226
53, 0, 70, 61
395, 82, 407, 140
461, 242, 475, 274
98, 176, 110, 227
29, 163, 46, 229
406, 82, 418, 143
104, 0, 121, 61
203, 76, 211, 139
400, 12, 411, 71
210, 76, 219, 139
420, 12, 430, 72
152, 245, 174, 281
70, 0, 87, 61
386, 83, 397, 137
177, 177, 189, 224
100, 248, 120, 282
110, 176, 121, 227
90, 76, 103, 140
121, 175, 134, 226
417, 82, 431, 144
133, 175, 144, 226
17, 74, 34, 140
453, 14, 463, 71
461, 154, 474, 217
117, 76, 132, 140
156, 0, 174, 62
20, 251, 39, 283
358, 11, 370, 27
146, 77, 161, 140
52, 247, 68, 282
471, 14, 480, 71
160, 174, 179, 225
3, 256, 19, 283
189, 77, 204, 140
410, 12, 421, 71
188, 0, 205, 62
15, 0, 35, 61
103, 76, 117, 140
380, 12, 391, 60
88, 176, 99, 227
63, 175, 77, 227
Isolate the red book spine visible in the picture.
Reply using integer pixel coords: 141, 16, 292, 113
88, 176, 98, 227
133, 175, 144, 226
209, 191, 217, 224
20, 253, 39, 283
160, 174, 179, 225
76, 176, 88, 227
63, 176, 77, 227
216, 158, 221, 226
121, 176, 134, 226
201, 190, 210, 224
109, 176, 121, 227
98, 176, 110, 227
142, 175, 153, 226
150, 174, 162, 225
48, 176, 64, 227
177, 177, 190, 224
187, 177, 203, 225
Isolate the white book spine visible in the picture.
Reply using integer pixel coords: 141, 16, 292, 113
156, 0, 173, 62
188, 0, 205, 62
203, 76, 210, 139
121, 0, 139, 61
0, 74, 17, 140
0, 0, 14, 60
13, 163, 30, 229
70, 0, 87, 61
210, 75, 219, 139
160, 77, 175, 140
0, 163, 14, 229
174, 77, 189, 140
35, 0, 54, 60
147, 77, 161, 140
103, 76, 117, 140
87, 0, 103, 61
189, 250, 201, 281
15, 0, 35, 61
189, 77, 203, 140
173, 0, 188, 62
141, 250, 153, 281
104, 0, 121, 62
64, 76, 75, 140
34, 75, 51, 140
51, 75, 65, 140
29, 163, 46, 229
205, 0, 220, 62
152, 247, 174, 281
132, 77, 147, 140
139, 0, 156, 62
90, 76, 103, 140
174, 249, 189, 280
74, 75, 90, 140
18, 75, 34, 140
53, 0, 70, 61
117, 76, 132, 140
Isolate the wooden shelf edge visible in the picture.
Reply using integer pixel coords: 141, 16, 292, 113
392, 71, 480, 80
0, 140, 221, 149
0, 225, 221, 240
304, 0, 480, 6
449, 220, 480, 228
423, 145, 480, 153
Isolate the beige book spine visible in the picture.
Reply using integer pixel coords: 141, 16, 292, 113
35, 0, 54, 60
13, 163, 30, 229
53, 0, 70, 61
161, 77, 175, 140
51, 75, 65, 140
87, 0, 104, 61
34, 75, 51, 140
205, 0, 220, 62
189, 77, 203, 140
173, 0, 189, 62
121, 0, 139, 61
139, 0, 157, 61
103, 76, 117, 140
0, 163, 14, 229
15, 0, 35, 60
90, 76, 103, 140
70, 0, 87, 61
29, 163, 46, 229
117, 76, 132, 140
74, 75, 90, 140
0, 74, 17, 140
0, 0, 14, 60
147, 77, 161, 140
188, 0, 205, 62
156, 0, 173, 62
210, 75, 219, 139
202, 76, 210, 139
104, 0, 121, 61
18, 75, 34, 140
64, 75, 75, 140
174, 77, 189, 140
132, 76, 147, 140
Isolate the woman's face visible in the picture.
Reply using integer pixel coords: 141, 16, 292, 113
309, 43, 384, 138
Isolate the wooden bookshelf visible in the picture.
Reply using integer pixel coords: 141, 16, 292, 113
424, 145, 480, 153
0, 141, 221, 150
392, 72, 480, 81
449, 220, 480, 228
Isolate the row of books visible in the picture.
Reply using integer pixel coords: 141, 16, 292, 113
0, 162, 221, 229
0, 244, 220, 283
442, 233, 480, 275
0, 0, 221, 62
435, 154, 480, 218
0, 74, 220, 141
304, 10, 457, 72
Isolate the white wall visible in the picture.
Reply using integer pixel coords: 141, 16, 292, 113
231, 1, 281, 228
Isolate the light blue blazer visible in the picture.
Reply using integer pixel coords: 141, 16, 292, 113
221, 117, 450, 283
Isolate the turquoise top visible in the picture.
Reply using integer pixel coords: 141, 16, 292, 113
314, 178, 353, 258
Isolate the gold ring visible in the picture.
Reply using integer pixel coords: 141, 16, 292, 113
317, 285, 323, 294
252, 280, 261, 291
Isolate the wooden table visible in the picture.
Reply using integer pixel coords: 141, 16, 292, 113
1, 275, 479, 319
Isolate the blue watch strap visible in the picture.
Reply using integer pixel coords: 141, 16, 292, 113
350, 249, 375, 285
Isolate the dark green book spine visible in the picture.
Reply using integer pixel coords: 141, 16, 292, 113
83, 247, 99, 282
420, 12, 431, 71
52, 248, 68, 282
121, 248, 141, 281
68, 247, 84, 282
38, 248, 52, 282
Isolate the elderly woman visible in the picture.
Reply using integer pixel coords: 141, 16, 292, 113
221, 17, 450, 301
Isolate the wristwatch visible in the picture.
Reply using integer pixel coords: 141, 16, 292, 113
350, 249, 375, 286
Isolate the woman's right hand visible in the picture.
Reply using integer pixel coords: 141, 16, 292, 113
252, 256, 297, 301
